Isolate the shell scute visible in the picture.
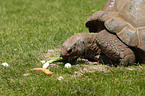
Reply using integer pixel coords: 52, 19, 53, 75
117, 25, 138, 46
105, 17, 128, 33
99, 11, 118, 21
118, 0, 145, 28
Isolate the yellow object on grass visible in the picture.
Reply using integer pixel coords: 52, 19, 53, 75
92, 10, 95, 13
29, 68, 53, 75
29, 56, 63, 75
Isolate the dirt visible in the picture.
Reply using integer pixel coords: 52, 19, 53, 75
44, 49, 60, 59
72, 64, 110, 77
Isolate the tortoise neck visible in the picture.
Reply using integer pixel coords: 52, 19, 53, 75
78, 33, 97, 57
83, 33, 97, 46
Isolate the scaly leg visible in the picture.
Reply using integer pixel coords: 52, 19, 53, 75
95, 30, 136, 66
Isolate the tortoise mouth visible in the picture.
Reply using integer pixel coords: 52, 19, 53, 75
60, 54, 78, 64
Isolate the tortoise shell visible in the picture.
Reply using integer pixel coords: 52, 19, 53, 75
86, 0, 145, 51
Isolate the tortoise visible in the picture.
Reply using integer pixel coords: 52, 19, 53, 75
60, 0, 145, 66
60, 31, 137, 66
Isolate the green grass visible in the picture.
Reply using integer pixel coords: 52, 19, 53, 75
0, 0, 145, 95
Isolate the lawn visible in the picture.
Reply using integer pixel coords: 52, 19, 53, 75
0, 0, 145, 95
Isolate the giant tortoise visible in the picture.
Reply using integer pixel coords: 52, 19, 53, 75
60, 0, 145, 66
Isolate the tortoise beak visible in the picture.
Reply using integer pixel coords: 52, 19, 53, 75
60, 54, 78, 64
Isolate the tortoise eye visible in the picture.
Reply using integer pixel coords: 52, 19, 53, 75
67, 48, 72, 54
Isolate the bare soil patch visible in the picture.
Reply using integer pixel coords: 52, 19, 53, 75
44, 49, 60, 59
73, 64, 110, 77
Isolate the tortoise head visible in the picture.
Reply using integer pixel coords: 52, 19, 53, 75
60, 33, 85, 64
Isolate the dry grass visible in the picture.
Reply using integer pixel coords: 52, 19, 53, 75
72, 64, 110, 77
43, 49, 60, 59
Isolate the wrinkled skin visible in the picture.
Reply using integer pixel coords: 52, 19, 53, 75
60, 32, 115, 65
60, 30, 141, 66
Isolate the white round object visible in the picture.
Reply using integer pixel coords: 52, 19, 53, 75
42, 62, 49, 68
2, 62, 9, 67
64, 63, 71, 68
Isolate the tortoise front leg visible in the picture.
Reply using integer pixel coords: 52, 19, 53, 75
95, 30, 136, 66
